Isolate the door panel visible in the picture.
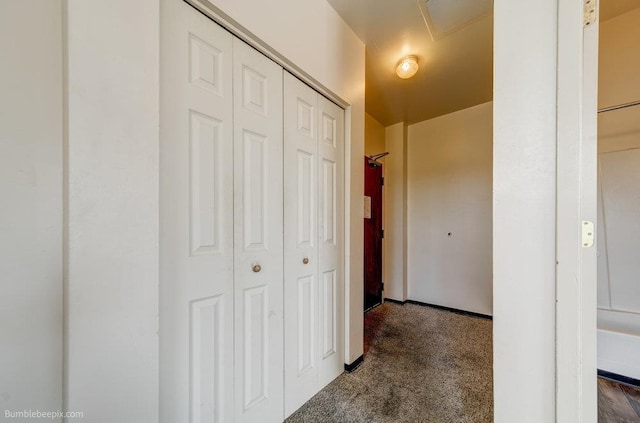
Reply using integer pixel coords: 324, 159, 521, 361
232, 37, 284, 423
364, 159, 383, 311
317, 95, 345, 387
160, 1, 234, 421
283, 73, 345, 412
284, 73, 319, 416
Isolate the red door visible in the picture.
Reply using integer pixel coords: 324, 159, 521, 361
364, 157, 383, 311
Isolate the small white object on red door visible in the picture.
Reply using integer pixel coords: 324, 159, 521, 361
364, 196, 372, 219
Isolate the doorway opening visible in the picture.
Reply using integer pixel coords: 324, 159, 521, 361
596, 2, 640, 420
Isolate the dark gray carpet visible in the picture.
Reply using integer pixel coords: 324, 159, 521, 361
286, 302, 493, 423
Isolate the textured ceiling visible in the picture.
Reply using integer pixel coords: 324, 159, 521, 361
327, 0, 640, 127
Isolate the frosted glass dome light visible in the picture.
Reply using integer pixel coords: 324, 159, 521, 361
396, 55, 419, 79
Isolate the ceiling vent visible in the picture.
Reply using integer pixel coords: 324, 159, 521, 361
418, 0, 493, 40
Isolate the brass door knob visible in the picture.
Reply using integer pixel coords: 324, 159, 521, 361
252, 264, 261, 273
302, 257, 309, 264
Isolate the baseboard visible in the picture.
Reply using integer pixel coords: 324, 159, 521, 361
344, 355, 364, 373
383, 298, 406, 305
598, 369, 640, 389
405, 300, 493, 320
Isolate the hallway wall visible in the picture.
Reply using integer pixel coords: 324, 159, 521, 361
406, 102, 493, 316
384, 123, 407, 302
365, 113, 385, 157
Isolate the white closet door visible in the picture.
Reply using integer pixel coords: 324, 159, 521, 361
232, 38, 284, 423
283, 73, 345, 413
160, 0, 234, 422
317, 95, 345, 386
283, 73, 320, 416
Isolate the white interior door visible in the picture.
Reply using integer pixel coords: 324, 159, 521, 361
160, 0, 235, 421
283, 73, 320, 415
283, 72, 345, 416
316, 94, 345, 386
232, 37, 284, 423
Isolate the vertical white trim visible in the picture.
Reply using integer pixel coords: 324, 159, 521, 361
494, 0, 558, 420
342, 106, 353, 363
555, 0, 599, 421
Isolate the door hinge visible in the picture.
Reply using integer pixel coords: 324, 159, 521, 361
582, 221, 595, 247
380, 229, 384, 239
381, 177, 385, 186
584, 0, 597, 27
380, 282, 384, 292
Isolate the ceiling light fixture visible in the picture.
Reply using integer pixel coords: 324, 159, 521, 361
396, 55, 419, 79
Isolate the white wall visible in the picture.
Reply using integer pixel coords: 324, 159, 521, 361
0, 1, 63, 417
65, 1, 159, 421
596, 7, 640, 378
406, 102, 493, 315
384, 123, 407, 302
193, 0, 366, 364
493, 0, 558, 420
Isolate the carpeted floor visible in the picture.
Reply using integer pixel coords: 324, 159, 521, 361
285, 301, 493, 423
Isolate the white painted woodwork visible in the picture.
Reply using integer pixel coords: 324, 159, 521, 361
160, 1, 234, 421
284, 74, 320, 415
161, 5, 348, 422
283, 74, 345, 416
0, 1, 63, 417
317, 94, 345, 387
232, 37, 284, 423
555, 0, 598, 418
186, 0, 366, 367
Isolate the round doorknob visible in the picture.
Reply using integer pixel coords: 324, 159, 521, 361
252, 264, 261, 273
302, 257, 309, 264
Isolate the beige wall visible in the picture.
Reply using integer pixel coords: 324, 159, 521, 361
384, 123, 407, 302
596, 7, 640, 378
406, 102, 493, 316
365, 113, 385, 156
598, 8, 640, 111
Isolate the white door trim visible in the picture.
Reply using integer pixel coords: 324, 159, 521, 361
555, 0, 598, 421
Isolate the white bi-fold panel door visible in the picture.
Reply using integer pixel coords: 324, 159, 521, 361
316, 86, 345, 389
161, 1, 284, 422
283, 73, 345, 417
232, 38, 284, 423
160, 0, 234, 421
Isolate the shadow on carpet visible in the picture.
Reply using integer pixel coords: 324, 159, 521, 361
285, 302, 493, 423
